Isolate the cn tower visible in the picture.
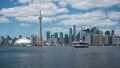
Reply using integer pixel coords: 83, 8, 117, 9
39, 10, 42, 45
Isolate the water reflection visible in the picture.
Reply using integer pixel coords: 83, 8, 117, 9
0, 46, 120, 68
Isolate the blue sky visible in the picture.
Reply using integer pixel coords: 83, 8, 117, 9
0, 0, 120, 40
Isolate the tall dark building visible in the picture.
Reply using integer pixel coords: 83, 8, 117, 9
59, 32, 63, 45
19, 35, 22, 39
54, 32, 58, 38
69, 27, 72, 35
76, 32, 80, 41
46, 31, 50, 41
73, 25, 76, 41
105, 31, 110, 36
60, 32, 63, 39
69, 27, 73, 45
105, 31, 111, 44
64, 34, 69, 44
111, 30, 114, 36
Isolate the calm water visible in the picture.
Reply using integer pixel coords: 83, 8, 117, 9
0, 46, 120, 68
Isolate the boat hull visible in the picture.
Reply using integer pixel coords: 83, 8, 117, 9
73, 45, 89, 48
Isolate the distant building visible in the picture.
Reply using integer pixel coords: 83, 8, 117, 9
54, 32, 58, 38
103, 35, 109, 44
76, 32, 80, 41
73, 25, 76, 41
112, 36, 120, 45
48, 35, 59, 46
64, 34, 69, 45
93, 31, 103, 45
105, 31, 111, 44
31, 35, 38, 45
69, 27, 73, 45
59, 32, 64, 46
85, 33, 91, 44
111, 30, 114, 36
0, 36, 5, 46
46, 31, 50, 41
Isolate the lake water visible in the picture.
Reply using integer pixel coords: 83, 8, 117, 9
0, 46, 120, 68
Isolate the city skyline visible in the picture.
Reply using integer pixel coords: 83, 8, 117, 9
0, 0, 120, 40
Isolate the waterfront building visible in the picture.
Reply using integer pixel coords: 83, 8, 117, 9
105, 31, 111, 44
59, 32, 64, 46
93, 32, 103, 45
46, 31, 50, 41
69, 27, 73, 45
31, 35, 38, 45
111, 30, 114, 36
103, 35, 109, 44
76, 32, 80, 41
0, 36, 5, 45
73, 25, 76, 41
64, 34, 69, 45
47, 35, 59, 46
85, 33, 91, 44
54, 32, 58, 38
19, 35, 22, 39
112, 36, 120, 45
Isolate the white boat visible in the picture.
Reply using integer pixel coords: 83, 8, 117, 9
72, 41, 89, 48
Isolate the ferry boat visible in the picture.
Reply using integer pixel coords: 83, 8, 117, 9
72, 40, 89, 48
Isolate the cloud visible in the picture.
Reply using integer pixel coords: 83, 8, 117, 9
18, 0, 33, 4
108, 11, 120, 20
58, 10, 118, 27
63, 0, 120, 10
0, 16, 9, 23
44, 27, 68, 33
20, 23, 30, 27
15, 16, 38, 23
0, 1, 69, 23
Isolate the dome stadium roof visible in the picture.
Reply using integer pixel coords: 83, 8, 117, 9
15, 38, 31, 44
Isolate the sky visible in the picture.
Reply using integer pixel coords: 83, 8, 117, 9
0, 0, 120, 40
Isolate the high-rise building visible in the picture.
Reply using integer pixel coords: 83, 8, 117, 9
69, 27, 73, 45
112, 36, 120, 45
105, 31, 111, 44
49, 35, 59, 46
110, 30, 115, 44
85, 33, 91, 44
73, 25, 76, 41
0, 36, 5, 45
54, 32, 58, 38
46, 31, 50, 41
59, 32, 63, 45
76, 32, 80, 41
93, 31, 103, 45
64, 34, 69, 45
111, 30, 114, 36
69, 27, 72, 35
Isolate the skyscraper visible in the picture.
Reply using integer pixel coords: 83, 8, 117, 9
59, 32, 63, 45
46, 31, 50, 41
54, 32, 58, 38
69, 27, 73, 45
111, 30, 114, 36
73, 25, 76, 41
39, 10, 42, 45
105, 31, 110, 44
64, 34, 69, 44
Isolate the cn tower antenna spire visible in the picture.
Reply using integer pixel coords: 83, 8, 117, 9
39, 10, 42, 45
